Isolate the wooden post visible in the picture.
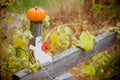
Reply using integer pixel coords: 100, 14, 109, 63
26, 7, 52, 64
30, 21, 43, 46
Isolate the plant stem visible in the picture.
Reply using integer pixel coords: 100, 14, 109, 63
43, 27, 57, 42
43, 23, 81, 42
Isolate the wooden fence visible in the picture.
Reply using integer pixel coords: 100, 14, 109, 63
12, 31, 120, 80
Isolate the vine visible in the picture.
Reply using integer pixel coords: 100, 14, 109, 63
42, 26, 98, 56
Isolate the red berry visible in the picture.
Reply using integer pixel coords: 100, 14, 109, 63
41, 43, 50, 51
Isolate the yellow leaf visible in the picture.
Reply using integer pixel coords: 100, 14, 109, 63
31, 65, 37, 73
13, 37, 25, 48
4, 16, 14, 23
84, 64, 95, 75
80, 31, 97, 51
50, 43, 55, 51
51, 33, 61, 46
51, 33, 57, 43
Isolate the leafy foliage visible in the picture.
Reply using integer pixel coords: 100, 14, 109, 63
92, 51, 111, 66
1, 46, 29, 80
0, 27, 40, 80
43, 22, 97, 55
49, 25, 71, 55
72, 31, 98, 51
4, 16, 15, 22
94, 52, 120, 80
82, 64, 95, 76
80, 51, 110, 80
0, 0, 15, 16
109, 27, 120, 38
0, 29, 31, 80
13, 29, 33, 47
80, 31, 98, 51
91, 0, 120, 24
43, 15, 51, 28
81, 50, 120, 80
1, 0, 15, 6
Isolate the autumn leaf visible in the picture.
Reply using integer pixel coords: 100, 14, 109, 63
51, 33, 61, 46
4, 16, 14, 23
13, 37, 25, 48
83, 64, 95, 75
50, 33, 59, 51
50, 43, 55, 51
79, 31, 98, 51
30, 65, 38, 73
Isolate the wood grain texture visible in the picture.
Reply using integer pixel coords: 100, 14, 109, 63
12, 31, 120, 80
55, 72, 73, 80
30, 21, 43, 46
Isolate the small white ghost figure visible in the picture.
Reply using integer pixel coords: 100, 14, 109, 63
30, 37, 52, 64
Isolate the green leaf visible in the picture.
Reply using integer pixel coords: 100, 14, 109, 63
4, 16, 14, 23
43, 21, 50, 27
19, 15, 25, 22
84, 64, 95, 75
44, 15, 50, 21
23, 30, 33, 39
31, 65, 38, 73
92, 51, 110, 65
43, 15, 50, 27
7, 45, 15, 54
79, 31, 98, 51
13, 37, 25, 48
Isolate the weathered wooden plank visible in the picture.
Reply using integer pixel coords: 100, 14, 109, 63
12, 31, 120, 80
55, 72, 73, 80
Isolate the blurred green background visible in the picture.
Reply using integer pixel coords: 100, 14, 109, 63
6, 0, 67, 13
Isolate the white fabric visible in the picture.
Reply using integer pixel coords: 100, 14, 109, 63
30, 37, 52, 64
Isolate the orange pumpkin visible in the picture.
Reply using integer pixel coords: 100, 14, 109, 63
26, 7, 46, 21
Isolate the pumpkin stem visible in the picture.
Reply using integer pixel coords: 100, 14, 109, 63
35, 6, 37, 10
